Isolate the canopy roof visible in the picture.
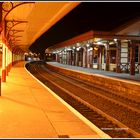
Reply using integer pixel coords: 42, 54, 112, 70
2, 2, 80, 52
47, 17, 140, 52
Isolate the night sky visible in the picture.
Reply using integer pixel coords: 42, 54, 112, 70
29, 2, 140, 55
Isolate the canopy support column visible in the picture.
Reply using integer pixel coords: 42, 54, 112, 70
2, 43, 6, 82
105, 42, 110, 71
130, 40, 136, 75
116, 40, 121, 73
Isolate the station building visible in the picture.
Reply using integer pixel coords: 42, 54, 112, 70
45, 18, 140, 75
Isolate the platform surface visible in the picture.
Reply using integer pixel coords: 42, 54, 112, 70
0, 61, 107, 138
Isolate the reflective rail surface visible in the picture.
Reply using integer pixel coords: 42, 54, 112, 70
25, 61, 140, 138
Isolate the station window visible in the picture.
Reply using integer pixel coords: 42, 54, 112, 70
110, 50, 116, 64
93, 49, 98, 63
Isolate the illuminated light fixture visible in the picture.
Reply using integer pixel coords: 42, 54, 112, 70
90, 47, 93, 50
109, 42, 115, 45
67, 48, 72, 51
76, 47, 80, 51
94, 47, 98, 51
24, 52, 28, 55
88, 47, 93, 51
114, 38, 117, 42
97, 42, 103, 45
94, 38, 101, 42
86, 43, 90, 47
76, 43, 80, 47
73, 46, 75, 49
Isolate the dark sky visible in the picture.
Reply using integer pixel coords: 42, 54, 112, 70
29, 2, 140, 54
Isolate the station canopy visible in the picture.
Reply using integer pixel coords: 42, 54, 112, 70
2, 2, 80, 52
47, 17, 140, 53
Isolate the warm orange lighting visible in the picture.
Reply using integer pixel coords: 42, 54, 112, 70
94, 47, 98, 51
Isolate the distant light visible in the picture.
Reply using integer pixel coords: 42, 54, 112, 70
27, 57, 32, 61
73, 47, 75, 49
114, 38, 117, 42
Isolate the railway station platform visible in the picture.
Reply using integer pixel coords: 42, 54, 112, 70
47, 62, 140, 83
0, 61, 110, 138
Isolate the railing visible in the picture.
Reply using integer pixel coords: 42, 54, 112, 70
120, 63, 140, 73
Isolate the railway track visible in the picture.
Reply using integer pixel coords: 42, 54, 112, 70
43, 64, 140, 111
26, 61, 140, 138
